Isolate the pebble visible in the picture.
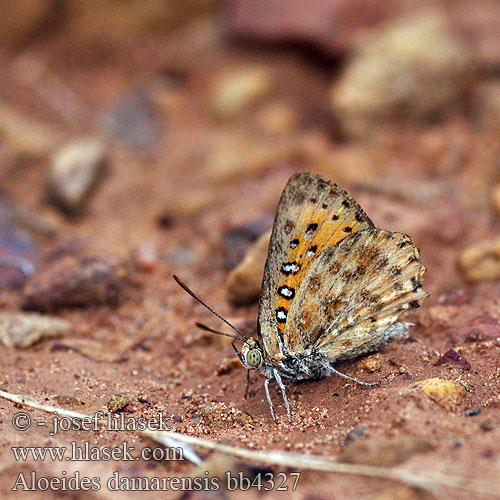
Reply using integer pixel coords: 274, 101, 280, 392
465, 408, 481, 417
226, 229, 270, 306
433, 349, 471, 371
451, 314, 500, 343
216, 356, 241, 376
48, 138, 108, 215
209, 66, 273, 119
415, 378, 466, 411
331, 13, 474, 138
458, 237, 500, 282
23, 248, 125, 312
481, 420, 494, 431
0, 312, 71, 348
359, 355, 381, 372
200, 401, 252, 429
0, 220, 38, 289
337, 435, 433, 466
107, 394, 130, 413
491, 182, 500, 216
227, 0, 387, 58
100, 89, 163, 155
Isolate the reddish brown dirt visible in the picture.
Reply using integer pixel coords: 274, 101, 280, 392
0, 3, 500, 500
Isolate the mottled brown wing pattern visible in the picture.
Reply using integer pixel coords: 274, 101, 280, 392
258, 172, 375, 360
285, 229, 427, 359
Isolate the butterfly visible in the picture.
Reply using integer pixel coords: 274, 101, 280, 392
174, 171, 427, 422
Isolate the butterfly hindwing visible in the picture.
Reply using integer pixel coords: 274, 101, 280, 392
258, 172, 375, 361
285, 229, 427, 360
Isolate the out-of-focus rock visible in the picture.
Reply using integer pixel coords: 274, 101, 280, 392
331, 13, 474, 139
205, 131, 282, 182
0, 104, 61, 160
162, 188, 216, 222
458, 236, 500, 282
415, 378, 466, 411
134, 241, 158, 272
0, 312, 71, 348
100, 89, 163, 155
209, 66, 273, 119
48, 138, 108, 215
23, 249, 125, 312
200, 401, 252, 429
227, 0, 388, 58
0, 220, 38, 290
338, 435, 433, 466
226, 229, 270, 306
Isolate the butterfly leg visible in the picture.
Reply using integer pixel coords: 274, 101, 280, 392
330, 366, 378, 386
273, 369, 291, 422
264, 377, 276, 422
244, 369, 250, 399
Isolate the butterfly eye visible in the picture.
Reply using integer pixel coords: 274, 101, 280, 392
246, 349, 262, 368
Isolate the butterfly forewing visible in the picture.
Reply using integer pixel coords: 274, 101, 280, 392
258, 172, 375, 360
286, 229, 426, 359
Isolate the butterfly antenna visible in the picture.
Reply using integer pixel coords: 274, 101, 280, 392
195, 322, 249, 346
172, 275, 249, 342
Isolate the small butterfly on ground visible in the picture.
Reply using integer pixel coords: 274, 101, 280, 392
173, 171, 427, 422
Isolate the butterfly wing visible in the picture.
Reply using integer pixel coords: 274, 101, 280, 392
258, 172, 375, 361
285, 228, 427, 361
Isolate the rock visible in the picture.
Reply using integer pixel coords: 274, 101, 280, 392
458, 236, 500, 282
0, 220, 38, 290
100, 89, 163, 155
359, 355, 381, 372
415, 378, 466, 411
0, 312, 71, 348
205, 130, 282, 182
331, 13, 474, 139
433, 349, 471, 371
107, 394, 130, 413
200, 402, 252, 429
48, 138, 108, 215
226, 229, 270, 306
227, 0, 388, 59
337, 435, 433, 466
23, 248, 125, 312
209, 66, 273, 119
162, 188, 216, 222
134, 241, 158, 272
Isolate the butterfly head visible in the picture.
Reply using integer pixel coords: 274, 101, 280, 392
235, 338, 265, 371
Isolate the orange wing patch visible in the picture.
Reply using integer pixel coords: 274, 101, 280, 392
274, 201, 370, 340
